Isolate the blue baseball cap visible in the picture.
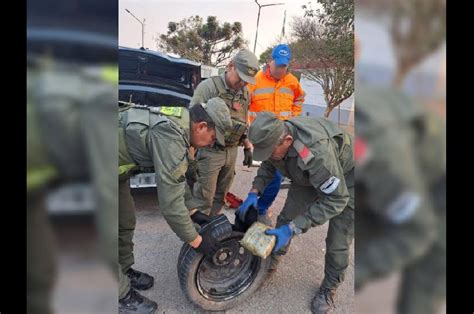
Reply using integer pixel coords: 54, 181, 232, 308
271, 44, 291, 66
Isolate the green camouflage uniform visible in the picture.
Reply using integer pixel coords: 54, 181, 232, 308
251, 116, 355, 290
355, 84, 445, 314
187, 73, 250, 216
27, 61, 118, 313
118, 98, 231, 298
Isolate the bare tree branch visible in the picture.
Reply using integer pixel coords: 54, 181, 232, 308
290, 3, 354, 118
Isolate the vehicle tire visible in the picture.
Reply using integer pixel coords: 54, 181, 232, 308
177, 230, 271, 311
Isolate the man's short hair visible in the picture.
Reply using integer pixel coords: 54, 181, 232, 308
189, 104, 216, 129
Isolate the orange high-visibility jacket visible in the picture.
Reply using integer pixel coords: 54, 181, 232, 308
247, 66, 306, 123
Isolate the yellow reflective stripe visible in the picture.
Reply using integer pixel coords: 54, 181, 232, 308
293, 102, 304, 106
27, 166, 58, 190
253, 87, 275, 95
279, 111, 292, 117
101, 65, 118, 84
280, 87, 294, 96
119, 163, 137, 175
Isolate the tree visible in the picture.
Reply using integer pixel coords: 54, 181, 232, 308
259, 46, 273, 65
303, 0, 353, 36
157, 15, 246, 67
291, 36, 353, 118
291, 1, 354, 118
390, 0, 446, 87
357, 0, 445, 87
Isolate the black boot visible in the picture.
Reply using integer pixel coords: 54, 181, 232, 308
119, 288, 158, 314
126, 268, 154, 290
311, 287, 336, 314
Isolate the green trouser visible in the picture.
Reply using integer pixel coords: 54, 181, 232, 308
119, 178, 136, 274
119, 263, 131, 300
397, 181, 446, 314
192, 145, 238, 216
29, 64, 120, 309
82, 101, 121, 306
81, 97, 119, 275
397, 238, 446, 314
27, 192, 57, 314
275, 184, 354, 290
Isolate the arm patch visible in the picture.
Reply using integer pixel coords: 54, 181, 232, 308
320, 176, 340, 194
293, 139, 314, 165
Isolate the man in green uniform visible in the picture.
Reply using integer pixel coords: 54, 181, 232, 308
118, 98, 232, 313
238, 112, 354, 313
354, 84, 445, 314
27, 62, 59, 314
187, 49, 259, 217
28, 58, 119, 314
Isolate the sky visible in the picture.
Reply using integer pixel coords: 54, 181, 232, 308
119, 0, 317, 59
356, 10, 446, 75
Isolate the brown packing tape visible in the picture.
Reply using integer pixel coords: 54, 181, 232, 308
240, 222, 276, 259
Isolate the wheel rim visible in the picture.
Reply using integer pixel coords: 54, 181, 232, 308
195, 235, 261, 301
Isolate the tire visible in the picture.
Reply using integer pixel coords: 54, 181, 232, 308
177, 231, 271, 311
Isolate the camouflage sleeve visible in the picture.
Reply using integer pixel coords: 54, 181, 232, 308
247, 83, 257, 105
239, 86, 251, 143
251, 160, 277, 194
150, 121, 198, 243
243, 85, 251, 114
184, 180, 194, 209
190, 78, 218, 106
355, 197, 436, 289
354, 130, 437, 289
292, 139, 350, 231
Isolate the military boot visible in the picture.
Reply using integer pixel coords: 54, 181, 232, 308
126, 268, 154, 290
119, 288, 158, 314
311, 287, 336, 314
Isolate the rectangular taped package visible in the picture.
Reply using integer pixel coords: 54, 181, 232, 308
240, 222, 276, 259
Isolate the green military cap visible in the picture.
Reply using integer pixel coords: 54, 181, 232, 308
201, 97, 232, 146
248, 112, 285, 161
233, 48, 259, 85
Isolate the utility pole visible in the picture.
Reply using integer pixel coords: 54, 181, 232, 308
125, 8, 146, 48
253, 1, 285, 54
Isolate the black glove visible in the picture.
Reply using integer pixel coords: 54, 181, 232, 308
190, 211, 211, 226
195, 228, 219, 257
243, 148, 253, 168
233, 205, 258, 233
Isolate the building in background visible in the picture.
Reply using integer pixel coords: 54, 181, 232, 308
299, 75, 354, 128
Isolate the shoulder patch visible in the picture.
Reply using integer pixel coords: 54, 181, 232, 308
154, 106, 183, 117
320, 176, 340, 194
293, 139, 314, 165
385, 192, 421, 224
355, 136, 371, 167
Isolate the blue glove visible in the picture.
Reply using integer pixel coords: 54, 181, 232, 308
265, 224, 294, 253
237, 192, 258, 221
